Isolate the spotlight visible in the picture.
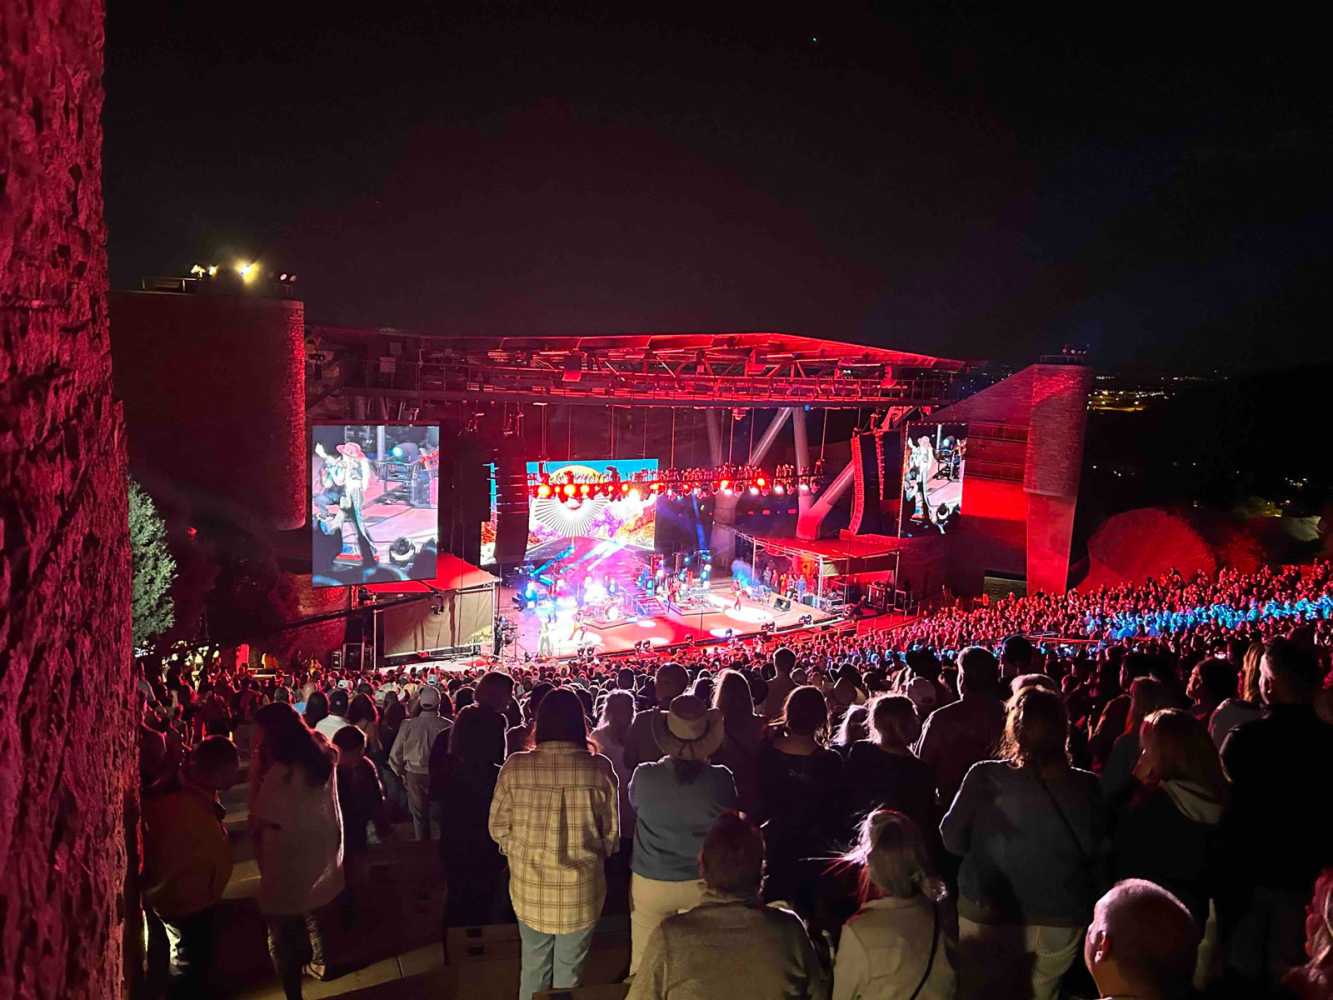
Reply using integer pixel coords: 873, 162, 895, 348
799, 482, 809, 492
719, 478, 730, 491
236, 260, 259, 283
749, 485, 759, 495
755, 477, 766, 488
563, 484, 577, 497
579, 484, 591, 496
723, 487, 733, 496
207, 264, 219, 277
189, 264, 206, 277
774, 483, 785, 495
537, 483, 552, 498
628, 487, 641, 502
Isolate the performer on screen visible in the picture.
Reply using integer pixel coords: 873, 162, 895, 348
315, 440, 379, 565
538, 614, 555, 659
907, 434, 946, 534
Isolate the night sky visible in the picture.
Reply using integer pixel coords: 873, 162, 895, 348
104, 4, 1331, 371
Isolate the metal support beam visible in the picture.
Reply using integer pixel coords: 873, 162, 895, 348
705, 409, 723, 466
791, 406, 812, 517
747, 407, 792, 467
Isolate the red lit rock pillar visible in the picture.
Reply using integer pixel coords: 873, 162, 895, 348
1, 1, 136, 996
1022, 365, 1092, 592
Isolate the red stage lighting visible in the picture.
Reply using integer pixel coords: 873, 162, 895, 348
579, 483, 591, 496
563, 483, 576, 497
756, 476, 766, 487
719, 478, 730, 490
537, 483, 552, 498
621, 482, 631, 492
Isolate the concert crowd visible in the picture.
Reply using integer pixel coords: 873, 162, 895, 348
136, 558, 1333, 1000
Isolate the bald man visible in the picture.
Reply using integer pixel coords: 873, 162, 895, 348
1085, 879, 1200, 999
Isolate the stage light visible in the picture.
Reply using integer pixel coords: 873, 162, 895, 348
391, 445, 404, 458
207, 264, 219, 277
799, 482, 810, 492
537, 483, 552, 498
774, 483, 785, 495
236, 260, 259, 283
563, 484, 576, 497
628, 487, 641, 502
749, 486, 759, 495
756, 477, 766, 488
579, 484, 591, 496
719, 478, 730, 490
189, 264, 206, 277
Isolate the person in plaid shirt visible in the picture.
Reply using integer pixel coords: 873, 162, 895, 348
489, 688, 620, 999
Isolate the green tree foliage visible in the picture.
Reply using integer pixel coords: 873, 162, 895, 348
129, 478, 176, 650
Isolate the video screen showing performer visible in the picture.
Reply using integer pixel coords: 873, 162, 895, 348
899, 422, 967, 537
311, 424, 441, 587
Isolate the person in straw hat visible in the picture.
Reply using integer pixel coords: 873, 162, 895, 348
626, 693, 738, 976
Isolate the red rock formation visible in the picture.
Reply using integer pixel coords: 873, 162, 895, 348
0, 1, 135, 996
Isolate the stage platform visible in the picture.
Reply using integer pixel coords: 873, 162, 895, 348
503, 581, 838, 660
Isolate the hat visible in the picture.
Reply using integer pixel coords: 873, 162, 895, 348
418, 685, 441, 710
651, 695, 725, 761
336, 441, 366, 460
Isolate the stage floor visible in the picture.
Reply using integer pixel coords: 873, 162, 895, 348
500, 581, 837, 660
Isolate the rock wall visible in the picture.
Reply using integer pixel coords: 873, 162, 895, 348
0, 1, 136, 997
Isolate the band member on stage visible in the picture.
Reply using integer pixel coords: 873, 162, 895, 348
538, 614, 555, 659
907, 434, 946, 534
315, 440, 378, 565
731, 577, 744, 611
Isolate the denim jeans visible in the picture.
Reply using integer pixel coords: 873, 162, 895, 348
404, 770, 437, 840
266, 911, 328, 1000
516, 919, 597, 1000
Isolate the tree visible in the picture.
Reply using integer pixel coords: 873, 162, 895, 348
129, 478, 176, 650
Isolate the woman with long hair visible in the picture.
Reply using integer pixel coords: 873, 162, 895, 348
941, 686, 1106, 1000
710, 668, 765, 815
1281, 868, 1333, 1000
1112, 708, 1228, 926
433, 704, 508, 928
833, 704, 870, 758
627, 694, 737, 975
843, 695, 937, 848
833, 809, 957, 1000
758, 685, 846, 923
1101, 676, 1175, 806
249, 703, 344, 999
1208, 640, 1266, 748
489, 688, 619, 1000
591, 689, 638, 858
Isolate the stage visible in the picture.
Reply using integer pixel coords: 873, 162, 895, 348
499, 580, 839, 660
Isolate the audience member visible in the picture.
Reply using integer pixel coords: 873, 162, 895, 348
628, 812, 830, 1000
488, 689, 619, 1000
389, 684, 451, 840
918, 646, 1006, 809
250, 703, 344, 999
941, 686, 1106, 1000
1084, 879, 1200, 1000
628, 694, 737, 974
1221, 637, 1333, 988
142, 736, 241, 998
833, 809, 956, 1000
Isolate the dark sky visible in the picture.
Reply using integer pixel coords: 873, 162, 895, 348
104, 3, 1332, 370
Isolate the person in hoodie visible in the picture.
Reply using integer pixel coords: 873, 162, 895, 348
1110, 708, 1228, 927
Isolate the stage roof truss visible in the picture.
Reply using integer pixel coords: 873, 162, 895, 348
312, 327, 968, 410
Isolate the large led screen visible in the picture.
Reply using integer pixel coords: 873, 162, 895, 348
899, 422, 967, 537
526, 458, 658, 560
311, 424, 440, 587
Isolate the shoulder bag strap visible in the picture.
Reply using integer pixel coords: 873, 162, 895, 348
908, 902, 940, 1000
1035, 772, 1090, 863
